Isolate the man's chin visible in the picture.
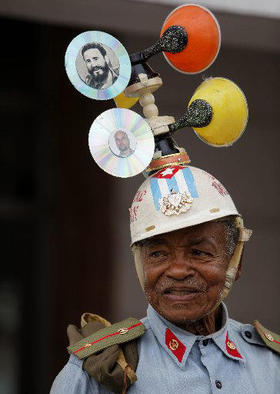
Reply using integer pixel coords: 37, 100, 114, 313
93, 70, 104, 77
155, 298, 210, 325
88, 69, 106, 82
161, 307, 204, 325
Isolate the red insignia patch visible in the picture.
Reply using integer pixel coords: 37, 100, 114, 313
153, 166, 181, 179
225, 332, 242, 359
165, 328, 186, 362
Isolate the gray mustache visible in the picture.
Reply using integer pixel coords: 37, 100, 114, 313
156, 277, 208, 293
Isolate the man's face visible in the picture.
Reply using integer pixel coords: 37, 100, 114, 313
114, 131, 130, 152
141, 222, 232, 325
83, 48, 109, 80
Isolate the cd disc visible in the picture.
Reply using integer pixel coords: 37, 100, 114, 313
65, 31, 131, 100
88, 108, 155, 178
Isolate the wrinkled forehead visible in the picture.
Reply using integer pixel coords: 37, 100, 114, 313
140, 221, 226, 247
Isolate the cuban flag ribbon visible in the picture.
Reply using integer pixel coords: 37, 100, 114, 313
150, 166, 199, 210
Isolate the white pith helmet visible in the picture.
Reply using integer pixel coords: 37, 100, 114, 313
130, 165, 238, 245
130, 165, 252, 301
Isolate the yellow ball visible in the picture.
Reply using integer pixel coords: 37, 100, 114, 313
114, 92, 139, 109
189, 77, 248, 146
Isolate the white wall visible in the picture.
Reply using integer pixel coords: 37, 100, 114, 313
130, 0, 280, 19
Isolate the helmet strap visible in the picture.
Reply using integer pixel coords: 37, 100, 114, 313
132, 245, 145, 291
219, 217, 252, 303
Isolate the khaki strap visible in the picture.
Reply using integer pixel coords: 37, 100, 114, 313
81, 312, 111, 328
117, 350, 137, 384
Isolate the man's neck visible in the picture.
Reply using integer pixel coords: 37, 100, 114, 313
176, 306, 223, 336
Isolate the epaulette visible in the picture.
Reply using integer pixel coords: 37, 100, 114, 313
68, 316, 145, 359
254, 320, 280, 355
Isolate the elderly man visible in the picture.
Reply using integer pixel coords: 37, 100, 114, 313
81, 42, 119, 90
51, 165, 280, 394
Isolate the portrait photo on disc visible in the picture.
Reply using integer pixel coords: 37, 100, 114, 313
88, 108, 155, 178
65, 31, 131, 100
108, 129, 137, 158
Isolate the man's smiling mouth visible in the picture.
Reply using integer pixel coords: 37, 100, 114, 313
163, 287, 204, 301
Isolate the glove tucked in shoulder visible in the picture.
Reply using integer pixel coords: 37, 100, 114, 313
67, 313, 146, 394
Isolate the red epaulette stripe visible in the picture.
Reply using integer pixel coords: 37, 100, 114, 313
257, 325, 280, 345
73, 322, 143, 355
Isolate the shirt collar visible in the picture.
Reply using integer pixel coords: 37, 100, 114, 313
147, 303, 245, 368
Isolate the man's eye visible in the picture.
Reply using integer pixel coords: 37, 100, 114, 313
149, 251, 164, 258
191, 249, 210, 257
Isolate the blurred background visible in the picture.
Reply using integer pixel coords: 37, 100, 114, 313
0, 0, 279, 393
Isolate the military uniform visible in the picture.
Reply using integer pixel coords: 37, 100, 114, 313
50, 303, 280, 393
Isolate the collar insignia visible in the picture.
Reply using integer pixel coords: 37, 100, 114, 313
225, 332, 242, 359
165, 328, 186, 363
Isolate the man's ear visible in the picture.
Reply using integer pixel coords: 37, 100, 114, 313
235, 249, 244, 282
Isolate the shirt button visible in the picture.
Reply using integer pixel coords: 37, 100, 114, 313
215, 380, 222, 389
202, 339, 209, 346
245, 330, 252, 339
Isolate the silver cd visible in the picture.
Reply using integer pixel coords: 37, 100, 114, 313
65, 31, 131, 100
88, 108, 155, 177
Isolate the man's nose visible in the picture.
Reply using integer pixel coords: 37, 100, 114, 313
166, 250, 195, 280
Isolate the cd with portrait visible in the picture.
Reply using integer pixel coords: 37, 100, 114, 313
65, 31, 131, 100
88, 108, 155, 177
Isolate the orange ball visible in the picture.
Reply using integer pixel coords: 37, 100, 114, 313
160, 4, 221, 74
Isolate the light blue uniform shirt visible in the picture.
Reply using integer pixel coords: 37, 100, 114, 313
51, 303, 280, 393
